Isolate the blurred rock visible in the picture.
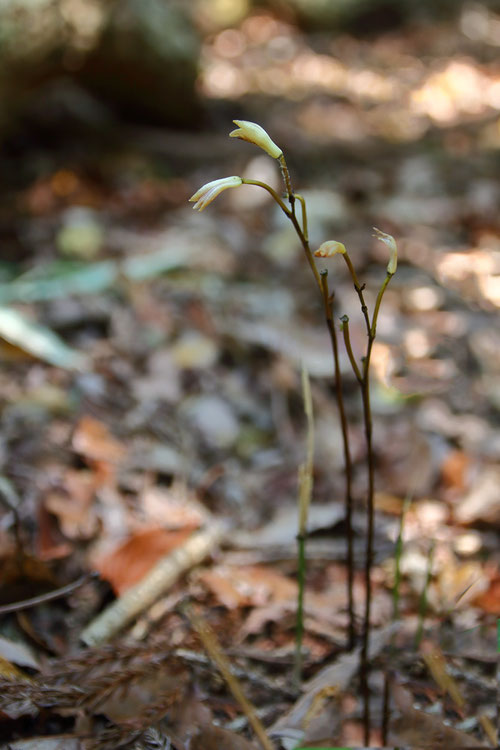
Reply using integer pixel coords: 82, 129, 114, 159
0, 0, 202, 139
275, 0, 479, 32
182, 394, 240, 450
77, 0, 203, 127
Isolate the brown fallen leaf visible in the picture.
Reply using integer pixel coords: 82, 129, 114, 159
72, 415, 127, 465
96, 527, 194, 594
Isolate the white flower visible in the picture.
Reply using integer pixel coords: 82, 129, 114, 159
229, 120, 283, 159
373, 227, 397, 274
314, 240, 346, 258
189, 176, 243, 211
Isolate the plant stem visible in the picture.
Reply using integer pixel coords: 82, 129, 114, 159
320, 271, 356, 651
245, 170, 357, 650
340, 315, 362, 384
294, 193, 309, 241
337, 256, 395, 743
359, 356, 375, 745
295, 365, 314, 686
279, 153, 295, 212
294, 529, 307, 687
241, 178, 292, 216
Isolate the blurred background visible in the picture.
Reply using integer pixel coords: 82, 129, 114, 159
0, 0, 499, 667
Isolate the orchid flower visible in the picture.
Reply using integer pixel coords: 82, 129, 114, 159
189, 176, 243, 211
314, 240, 347, 258
373, 228, 397, 274
229, 120, 283, 159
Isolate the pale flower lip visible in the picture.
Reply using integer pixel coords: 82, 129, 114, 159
373, 227, 397, 274
189, 176, 243, 211
314, 240, 347, 258
229, 120, 283, 159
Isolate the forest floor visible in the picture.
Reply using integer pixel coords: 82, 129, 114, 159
0, 7, 499, 749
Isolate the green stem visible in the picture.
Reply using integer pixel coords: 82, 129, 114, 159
289, 211, 323, 292
371, 272, 393, 338
294, 193, 309, 242
241, 178, 292, 216
294, 531, 307, 687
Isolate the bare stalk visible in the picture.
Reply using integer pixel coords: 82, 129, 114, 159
265, 158, 356, 652
319, 271, 356, 650
336, 259, 395, 743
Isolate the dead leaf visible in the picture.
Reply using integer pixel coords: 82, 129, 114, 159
454, 466, 500, 525
72, 415, 126, 465
96, 527, 194, 594
137, 483, 207, 530
441, 449, 470, 492
472, 568, 500, 614
270, 624, 398, 744
45, 469, 98, 539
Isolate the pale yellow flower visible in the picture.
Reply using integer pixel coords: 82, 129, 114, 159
229, 120, 283, 159
373, 228, 397, 274
314, 240, 346, 258
189, 176, 243, 211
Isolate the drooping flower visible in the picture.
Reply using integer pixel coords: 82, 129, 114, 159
229, 120, 283, 159
373, 228, 397, 274
189, 176, 243, 211
314, 240, 347, 258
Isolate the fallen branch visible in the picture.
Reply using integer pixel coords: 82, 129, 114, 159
81, 523, 224, 646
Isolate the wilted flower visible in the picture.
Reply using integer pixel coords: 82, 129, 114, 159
314, 240, 347, 258
373, 227, 397, 274
229, 120, 283, 159
189, 176, 243, 211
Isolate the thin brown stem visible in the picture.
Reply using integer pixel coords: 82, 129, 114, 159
357, 270, 394, 744
278, 153, 295, 212
0, 573, 96, 615
263, 175, 357, 651
320, 271, 356, 650
289, 211, 323, 292
342, 252, 371, 337
360, 354, 375, 744
340, 315, 362, 383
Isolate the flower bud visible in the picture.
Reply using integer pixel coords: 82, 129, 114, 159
373, 228, 397, 274
189, 176, 242, 211
314, 240, 346, 258
229, 120, 283, 159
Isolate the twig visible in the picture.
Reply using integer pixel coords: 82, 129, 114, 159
0, 572, 96, 615
184, 604, 275, 750
81, 524, 224, 646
